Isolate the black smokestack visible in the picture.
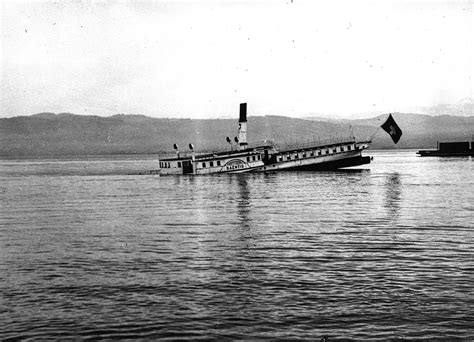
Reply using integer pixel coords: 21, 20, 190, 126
239, 103, 247, 122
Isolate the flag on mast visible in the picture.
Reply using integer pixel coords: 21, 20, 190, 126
381, 114, 402, 144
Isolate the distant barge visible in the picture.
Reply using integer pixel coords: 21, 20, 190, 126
417, 141, 474, 157
158, 103, 371, 175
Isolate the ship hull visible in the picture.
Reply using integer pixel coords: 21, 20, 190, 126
253, 151, 370, 172
417, 151, 474, 157
263, 155, 371, 171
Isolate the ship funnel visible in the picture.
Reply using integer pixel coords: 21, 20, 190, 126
239, 103, 247, 122
238, 103, 248, 148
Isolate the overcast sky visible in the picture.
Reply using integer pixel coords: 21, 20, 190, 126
1, 0, 472, 119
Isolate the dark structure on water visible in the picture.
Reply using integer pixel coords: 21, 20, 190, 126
417, 141, 474, 157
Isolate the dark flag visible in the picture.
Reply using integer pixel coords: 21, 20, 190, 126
381, 114, 402, 144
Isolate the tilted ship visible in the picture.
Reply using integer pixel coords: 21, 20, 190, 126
158, 103, 371, 175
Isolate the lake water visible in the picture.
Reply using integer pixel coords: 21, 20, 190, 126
1, 151, 473, 340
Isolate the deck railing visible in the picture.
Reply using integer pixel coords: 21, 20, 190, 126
277, 136, 356, 152
158, 140, 276, 160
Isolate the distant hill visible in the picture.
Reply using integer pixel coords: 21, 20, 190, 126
0, 112, 473, 156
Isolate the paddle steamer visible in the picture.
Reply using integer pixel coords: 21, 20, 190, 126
159, 103, 371, 175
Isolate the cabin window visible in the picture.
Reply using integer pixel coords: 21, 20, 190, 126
333, 148, 337, 153
178, 162, 181, 167
253, 156, 256, 161
277, 156, 282, 162
247, 156, 250, 162
310, 151, 314, 157
210, 161, 214, 167
348, 145, 352, 151
257, 155, 261, 160
217, 160, 221, 166
202, 162, 206, 168
326, 149, 329, 154
317, 150, 321, 156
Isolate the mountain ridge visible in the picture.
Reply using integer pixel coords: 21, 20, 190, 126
1, 113, 473, 157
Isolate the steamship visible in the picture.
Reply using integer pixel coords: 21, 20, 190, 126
158, 103, 371, 175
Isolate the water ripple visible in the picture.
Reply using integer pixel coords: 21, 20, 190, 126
1, 152, 473, 340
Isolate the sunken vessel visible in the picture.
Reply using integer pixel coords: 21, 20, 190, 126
158, 103, 372, 175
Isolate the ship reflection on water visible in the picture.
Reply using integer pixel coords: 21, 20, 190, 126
236, 175, 251, 229
384, 172, 402, 222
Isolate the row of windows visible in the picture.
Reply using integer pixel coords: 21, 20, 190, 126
160, 161, 190, 168
202, 160, 221, 168
161, 158, 239, 169
201, 154, 261, 168
161, 146, 352, 169
277, 145, 353, 162
247, 155, 261, 162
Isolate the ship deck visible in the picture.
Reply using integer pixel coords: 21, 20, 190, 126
159, 137, 367, 162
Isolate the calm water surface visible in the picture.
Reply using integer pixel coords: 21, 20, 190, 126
1, 151, 473, 340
